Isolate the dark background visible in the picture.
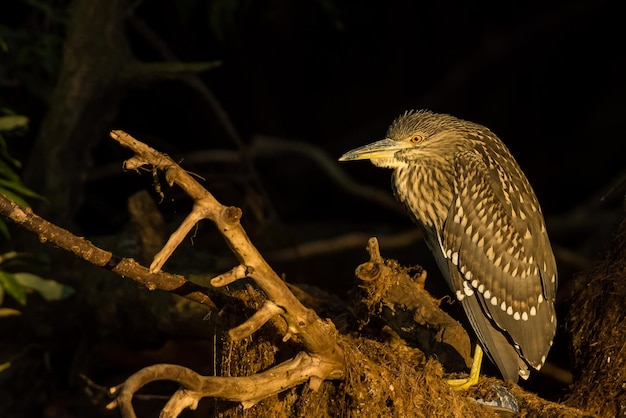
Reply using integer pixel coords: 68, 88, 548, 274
112, 0, 623, 287
2, 0, 624, 234
0, 0, 624, 416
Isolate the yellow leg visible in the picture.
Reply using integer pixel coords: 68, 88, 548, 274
446, 344, 483, 390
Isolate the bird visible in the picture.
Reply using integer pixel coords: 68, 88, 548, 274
339, 110, 557, 387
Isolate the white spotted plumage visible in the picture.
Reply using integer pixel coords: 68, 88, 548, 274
344, 110, 558, 382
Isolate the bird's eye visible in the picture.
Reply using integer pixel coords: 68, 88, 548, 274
410, 135, 423, 143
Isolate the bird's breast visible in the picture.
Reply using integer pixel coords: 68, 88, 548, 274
392, 164, 454, 231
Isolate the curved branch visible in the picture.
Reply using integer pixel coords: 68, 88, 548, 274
107, 352, 341, 417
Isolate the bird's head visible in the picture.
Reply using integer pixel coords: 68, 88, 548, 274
339, 110, 474, 168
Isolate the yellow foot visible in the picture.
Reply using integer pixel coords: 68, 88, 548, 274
446, 375, 479, 390
446, 344, 483, 391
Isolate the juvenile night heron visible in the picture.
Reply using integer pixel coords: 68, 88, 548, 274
339, 110, 557, 387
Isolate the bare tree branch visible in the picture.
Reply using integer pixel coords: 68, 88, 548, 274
107, 352, 337, 417
0, 195, 217, 309
104, 130, 345, 416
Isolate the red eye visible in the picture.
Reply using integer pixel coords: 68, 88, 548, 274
410, 135, 423, 143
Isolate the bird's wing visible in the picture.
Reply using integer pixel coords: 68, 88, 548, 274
440, 151, 557, 378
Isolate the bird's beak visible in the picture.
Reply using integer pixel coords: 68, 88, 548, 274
338, 138, 407, 161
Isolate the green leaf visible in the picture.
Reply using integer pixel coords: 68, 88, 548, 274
0, 37, 8, 53
0, 116, 28, 132
13, 272, 74, 301
0, 178, 41, 200
0, 133, 7, 152
0, 220, 9, 239
0, 136, 22, 169
0, 252, 50, 272
0, 307, 21, 317
0, 271, 27, 305
0, 158, 21, 181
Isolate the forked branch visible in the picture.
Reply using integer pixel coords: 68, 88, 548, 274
0, 130, 345, 417
105, 130, 344, 416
